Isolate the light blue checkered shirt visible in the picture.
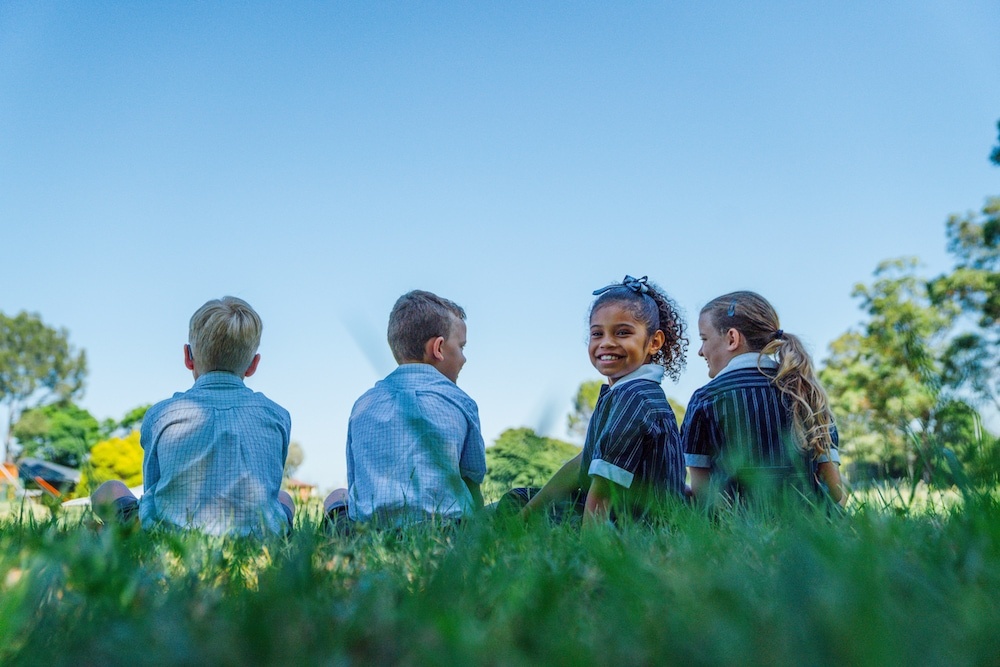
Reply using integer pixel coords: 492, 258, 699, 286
347, 364, 486, 524
138, 371, 291, 537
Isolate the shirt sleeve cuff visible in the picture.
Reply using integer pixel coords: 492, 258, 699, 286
588, 459, 635, 489
816, 448, 841, 465
460, 467, 486, 484
685, 453, 712, 468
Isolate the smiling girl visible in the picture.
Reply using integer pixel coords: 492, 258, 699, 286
517, 275, 688, 526
682, 291, 847, 508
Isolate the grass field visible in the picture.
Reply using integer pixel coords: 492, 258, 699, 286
2, 488, 999, 666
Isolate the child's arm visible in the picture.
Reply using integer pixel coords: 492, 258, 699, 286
688, 467, 712, 503
463, 477, 484, 510
582, 476, 612, 527
817, 461, 848, 506
521, 452, 583, 519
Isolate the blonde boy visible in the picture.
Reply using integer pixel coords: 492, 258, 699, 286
92, 297, 294, 537
325, 290, 486, 526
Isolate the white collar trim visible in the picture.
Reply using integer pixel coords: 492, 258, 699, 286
609, 364, 664, 391
716, 352, 778, 377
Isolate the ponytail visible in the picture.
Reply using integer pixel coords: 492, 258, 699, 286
763, 333, 835, 459
702, 291, 834, 459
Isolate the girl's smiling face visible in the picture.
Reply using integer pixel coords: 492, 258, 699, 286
589, 303, 664, 385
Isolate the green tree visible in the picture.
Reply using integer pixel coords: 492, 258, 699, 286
11, 402, 100, 468
115, 404, 150, 435
97, 404, 151, 440
928, 196, 1000, 411
76, 431, 143, 497
820, 259, 960, 479
821, 256, 999, 483
0, 312, 87, 462
484, 428, 581, 489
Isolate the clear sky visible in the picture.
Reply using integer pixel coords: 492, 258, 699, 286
2, 2, 998, 489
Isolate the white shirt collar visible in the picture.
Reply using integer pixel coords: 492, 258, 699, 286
716, 352, 778, 377
609, 363, 664, 392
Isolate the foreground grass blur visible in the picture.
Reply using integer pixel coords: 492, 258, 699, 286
2, 491, 999, 666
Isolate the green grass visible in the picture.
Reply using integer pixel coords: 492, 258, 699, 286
2, 494, 1000, 666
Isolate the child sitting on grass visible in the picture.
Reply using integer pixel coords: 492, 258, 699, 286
509, 275, 688, 526
324, 290, 486, 527
683, 291, 847, 508
92, 296, 295, 537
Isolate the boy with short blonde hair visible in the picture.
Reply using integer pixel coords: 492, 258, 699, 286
93, 296, 294, 537
325, 290, 486, 526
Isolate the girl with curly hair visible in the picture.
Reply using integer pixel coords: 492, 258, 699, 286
683, 291, 847, 508
513, 275, 688, 526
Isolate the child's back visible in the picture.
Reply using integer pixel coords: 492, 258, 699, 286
683, 291, 847, 507
140, 369, 291, 536
94, 296, 295, 537
347, 363, 483, 523
334, 290, 486, 527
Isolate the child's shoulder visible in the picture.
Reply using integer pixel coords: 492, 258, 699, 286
613, 378, 667, 400
705, 367, 773, 392
148, 379, 289, 421
689, 368, 776, 409
609, 379, 670, 415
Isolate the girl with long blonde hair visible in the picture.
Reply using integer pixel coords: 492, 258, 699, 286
682, 291, 847, 507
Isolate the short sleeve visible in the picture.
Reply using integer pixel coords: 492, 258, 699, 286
589, 387, 655, 488
815, 424, 841, 465
458, 399, 487, 484
681, 392, 716, 469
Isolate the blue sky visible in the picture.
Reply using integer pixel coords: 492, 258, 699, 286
2, 2, 998, 489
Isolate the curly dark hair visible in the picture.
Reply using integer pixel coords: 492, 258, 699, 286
590, 277, 688, 381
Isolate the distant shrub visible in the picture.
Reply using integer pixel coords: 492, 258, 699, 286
485, 427, 580, 493
76, 432, 143, 497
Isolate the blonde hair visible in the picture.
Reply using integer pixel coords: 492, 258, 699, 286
701, 291, 834, 459
188, 296, 262, 374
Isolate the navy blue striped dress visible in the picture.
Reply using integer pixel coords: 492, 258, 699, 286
682, 364, 839, 502
580, 377, 686, 515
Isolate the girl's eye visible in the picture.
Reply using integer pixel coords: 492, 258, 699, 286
616, 329, 632, 336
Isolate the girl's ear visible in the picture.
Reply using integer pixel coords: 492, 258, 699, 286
725, 327, 744, 351
648, 329, 666, 356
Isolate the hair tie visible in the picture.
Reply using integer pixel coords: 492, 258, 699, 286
593, 275, 650, 297
772, 329, 784, 341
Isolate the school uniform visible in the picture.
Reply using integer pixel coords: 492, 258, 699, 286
346, 364, 486, 525
580, 364, 686, 515
682, 353, 840, 502
500, 364, 685, 521
140, 371, 292, 537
